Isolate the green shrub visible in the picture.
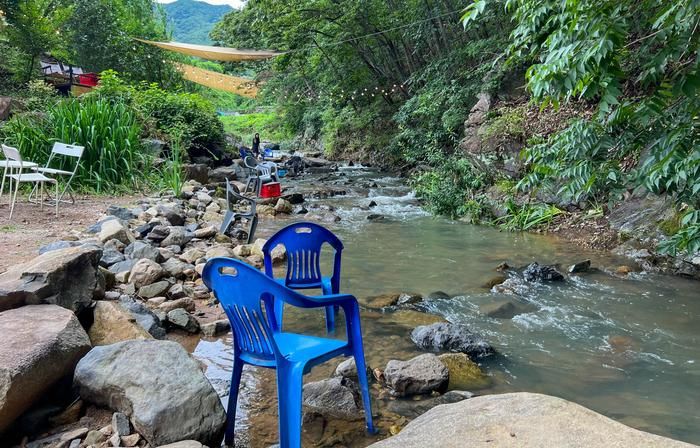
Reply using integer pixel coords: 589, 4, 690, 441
413, 157, 490, 219
0, 98, 145, 192
88, 70, 225, 154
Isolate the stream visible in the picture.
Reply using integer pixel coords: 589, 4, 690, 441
192, 164, 700, 446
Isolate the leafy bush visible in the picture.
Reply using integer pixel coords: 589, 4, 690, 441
0, 98, 145, 192
88, 70, 225, 154
413, 157, 490, 219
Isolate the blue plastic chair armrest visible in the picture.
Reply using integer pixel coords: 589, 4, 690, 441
272, 291, 357, 310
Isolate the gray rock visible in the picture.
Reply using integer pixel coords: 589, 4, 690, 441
119, 297, 166, 339
523, 262, 564, 282
38, 240, 81, 255
158, 205, 186, 227
108, 259, 137, 276
100, 247, 125, 267
125, 241, 161, 262
201, 319, 231, 337
425, 291, 451, 300
25, 427, 89, 448
112, 411, 130, 437
569, 259, 592, 273
129, 259, 165, 288
107, 205, 136, 221
134, 222, 158, 239
85, 216, 120, 234
383, 354, 448, 397
410, 323, 494, 358
334, 357, 372, 380
74, 340, 226, 446
368, 393, 695, 448
0, 305, 91, 432
156, 442, 205, 448
208, 165, 238, 184
0, 246, 101, 313
99, 219, 134, 245
167, 283, 190, 300
282, 193, 304, 204
386, 390, 473, 419
183, 164, 209, 184
167, 308, 201, 333
161, 227, 193, 248
159, 298, 195, 314
303, 377, 363, 420
146, 225, 170, 242
162, 258, 194, 279
138, 280, 171, 299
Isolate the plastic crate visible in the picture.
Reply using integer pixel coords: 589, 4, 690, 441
260, 181, 281, 198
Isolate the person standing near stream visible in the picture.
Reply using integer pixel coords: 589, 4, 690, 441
252, 133, 261, 158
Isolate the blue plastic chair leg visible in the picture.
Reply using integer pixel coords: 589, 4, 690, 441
321, 283, 337, 333
346, 305, 376, 434
354, 352, 376, 434
224, 358, 244, 446
276, 362, 305, 448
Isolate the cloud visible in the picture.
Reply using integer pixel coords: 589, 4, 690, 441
156, 0, 245, 8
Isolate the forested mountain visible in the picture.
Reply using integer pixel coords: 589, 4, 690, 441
163, 0, 232, 44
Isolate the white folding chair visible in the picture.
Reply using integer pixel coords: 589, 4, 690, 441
31, 142, 84, 204
1, 144, 58, 219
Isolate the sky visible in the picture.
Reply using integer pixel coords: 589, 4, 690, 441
156, 0, 245, 8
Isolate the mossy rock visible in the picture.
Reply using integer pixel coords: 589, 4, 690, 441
439, 353, 491, 390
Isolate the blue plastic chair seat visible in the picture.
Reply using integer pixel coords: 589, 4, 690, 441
274, 332, 347, 363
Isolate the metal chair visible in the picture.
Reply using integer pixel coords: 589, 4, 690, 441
262, 222, 343, 333
220, 178, 258, 243
31, 142, 84, 204
202, 257, 375, 448
1, 144, 58, 219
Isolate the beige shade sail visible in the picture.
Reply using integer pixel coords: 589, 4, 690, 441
176, 63, 259, 98
136, 39, 284, 61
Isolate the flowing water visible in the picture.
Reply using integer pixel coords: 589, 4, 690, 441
193, 166, 700, 446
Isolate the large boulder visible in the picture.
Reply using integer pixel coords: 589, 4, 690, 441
74, 340, 226, 446
88, 301, 153, 346
383, 354, 448, 397
411, 323, 494, 359
368, 393, 695, 448
0, 246, 102, 313
0, 305, 91, 433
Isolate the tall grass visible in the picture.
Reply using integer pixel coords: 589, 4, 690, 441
1, 98, 147, 192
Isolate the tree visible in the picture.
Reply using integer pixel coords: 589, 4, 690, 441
0, 0, 71, 81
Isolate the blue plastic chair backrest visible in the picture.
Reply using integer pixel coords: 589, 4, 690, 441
203, 258, 283, 362
263, 222, 343, 288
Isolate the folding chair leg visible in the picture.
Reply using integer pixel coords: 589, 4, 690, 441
40, 182, 43, 211
224, 359, 244, 446
0, 166, 6, 205
55, 182, 59, 216
9, 175, 20, 220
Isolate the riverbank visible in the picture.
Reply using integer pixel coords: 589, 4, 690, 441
1, 154, 699, 447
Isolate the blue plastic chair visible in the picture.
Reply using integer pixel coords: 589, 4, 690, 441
202, 257, 375, 448
262, 222, 343, 333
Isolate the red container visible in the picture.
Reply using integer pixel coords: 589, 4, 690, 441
78, 73, 99, 86
260, 182, 281, 198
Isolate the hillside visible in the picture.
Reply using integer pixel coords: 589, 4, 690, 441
162, 0, 232, 44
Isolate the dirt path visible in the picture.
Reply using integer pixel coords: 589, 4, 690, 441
0, 194, 140, 274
